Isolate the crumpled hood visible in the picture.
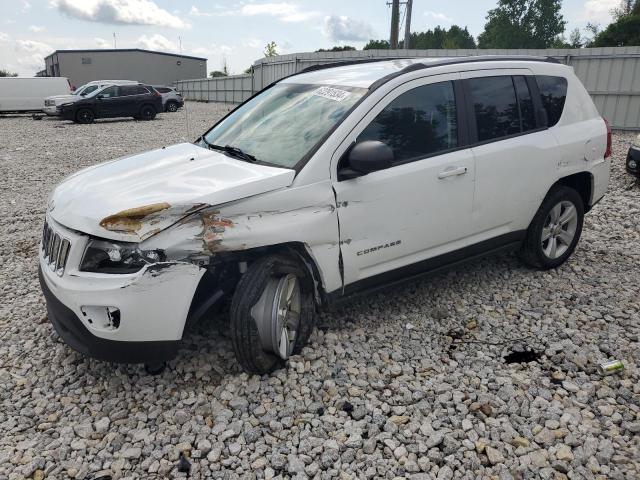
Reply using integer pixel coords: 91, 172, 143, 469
49, 143, 295, 242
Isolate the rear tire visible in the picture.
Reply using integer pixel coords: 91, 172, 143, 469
519, 185, 584, 270
166, 101, 178, 112
230, 254, 315, 375
75, 108, 94, 124
139, 105, 156, 121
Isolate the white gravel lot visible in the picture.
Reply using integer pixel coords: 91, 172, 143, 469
0, 102, 639, 480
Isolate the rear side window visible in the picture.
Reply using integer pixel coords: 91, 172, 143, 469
119, 85, 138, 96
536, 75, 568, 127
467, 76, 520, 142
135, 85, 151, 94
156, 87, 171, 93
358, 81, 458, 164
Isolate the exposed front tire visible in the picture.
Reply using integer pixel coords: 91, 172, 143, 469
75, 108, 94, 124
166, 101, 179, 112
139, 105, 157, 121
519, 185, 584, 270
230, 254, 315, 375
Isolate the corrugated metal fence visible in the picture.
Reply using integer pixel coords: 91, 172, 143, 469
176, 74, 253, 103
176, 47, 640, 130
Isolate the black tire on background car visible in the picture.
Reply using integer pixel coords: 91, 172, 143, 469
230, 254, 315, 375
138, 105, 157, 121
75, 108, 94, 124
166, 101, 179, 112
519, 185, 584, 270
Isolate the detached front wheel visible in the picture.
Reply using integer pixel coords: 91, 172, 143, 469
230, 254, 315, 374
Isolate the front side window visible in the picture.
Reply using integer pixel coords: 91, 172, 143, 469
202, 83, 366, 168
536, 75, 568, 127
358, 81, 458, 164
82, 85, 99, 96
93, 86, 119, 98
467, 76, 520, 142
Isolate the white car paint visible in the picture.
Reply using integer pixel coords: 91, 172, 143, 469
0, 77, 71, 113
40, 57, 610, 356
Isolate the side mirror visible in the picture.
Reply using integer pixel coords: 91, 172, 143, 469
339, 141, 394, 180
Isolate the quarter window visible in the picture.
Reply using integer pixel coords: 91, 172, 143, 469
536, 75, 568, 127
358, 81, 458, 164
467, 76, 520, 142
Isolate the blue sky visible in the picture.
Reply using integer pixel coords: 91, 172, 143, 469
0, 0, 618, 76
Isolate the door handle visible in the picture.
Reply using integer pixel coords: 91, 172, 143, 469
438, 166, 467, 179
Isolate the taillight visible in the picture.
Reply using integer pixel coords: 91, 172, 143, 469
604, 118, 612, 159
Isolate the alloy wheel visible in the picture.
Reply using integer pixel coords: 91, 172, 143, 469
541, 200, 578, 259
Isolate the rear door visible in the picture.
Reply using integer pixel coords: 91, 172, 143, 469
460, 70, 560, 237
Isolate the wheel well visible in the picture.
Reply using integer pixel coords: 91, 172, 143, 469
185, 242, 325, 329
556, 172, 593, 212
140, 103, 156, 112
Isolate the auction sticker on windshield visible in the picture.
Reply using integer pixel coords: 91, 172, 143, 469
313, 86, 351, 102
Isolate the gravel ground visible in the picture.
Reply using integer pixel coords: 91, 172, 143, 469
0, 103, 639, 480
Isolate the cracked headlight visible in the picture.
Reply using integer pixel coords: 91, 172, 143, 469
80, 239, 166, 274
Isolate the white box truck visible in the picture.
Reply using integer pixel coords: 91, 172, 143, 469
0, 77, 71, 113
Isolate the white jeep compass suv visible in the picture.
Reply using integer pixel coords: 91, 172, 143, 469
39, 56, 611, 374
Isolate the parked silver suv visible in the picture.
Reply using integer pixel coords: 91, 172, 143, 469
152, 85, 184, 112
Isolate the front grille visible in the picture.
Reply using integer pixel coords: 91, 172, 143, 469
42, 220, 71, 276
45, 100, 55, 106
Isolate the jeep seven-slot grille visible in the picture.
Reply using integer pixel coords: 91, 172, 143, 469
42, 220, 71, 275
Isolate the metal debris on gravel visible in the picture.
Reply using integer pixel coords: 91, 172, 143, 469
0, 103, 638, 479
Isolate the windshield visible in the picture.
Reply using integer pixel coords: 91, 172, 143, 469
201, 83, 366, 168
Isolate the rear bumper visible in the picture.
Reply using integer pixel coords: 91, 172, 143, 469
39, 267, 180, 363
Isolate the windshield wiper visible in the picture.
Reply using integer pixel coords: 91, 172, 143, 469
200, 137, 257, 163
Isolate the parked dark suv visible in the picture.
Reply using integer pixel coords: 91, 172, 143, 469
60, 84, 163, 124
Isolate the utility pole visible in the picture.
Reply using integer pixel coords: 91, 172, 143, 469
113, 32, 117, 49
404, 0, 413, 49
390, 0, 400, 49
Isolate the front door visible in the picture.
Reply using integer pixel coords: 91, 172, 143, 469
332, 74, 477, 290
95, 86, 125, 117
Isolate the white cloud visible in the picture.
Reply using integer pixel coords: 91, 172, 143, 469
22, 0, 31, 12
94, 37, 111, 48
583, 0, 618, 22
243, 38, 263, 49
29, 25, 46, 32
189, 6, 212, 17
191, 44, 233, 58
0, 32, 10, 43
323, 15, 375, 42
15, 39, 53, 72
50, 0, 188, 28
240, 2, 319, 22
424, 11, 453, 23
137, 33, 178, 52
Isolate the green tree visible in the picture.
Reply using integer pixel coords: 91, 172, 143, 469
0, 69, 18, 77
478, 0, 566, 48
363, 39, 390, 50
402, 25, 476, 49
264, 41, 278, 57
316, 46, 356, 52
590, 0, 640, 46
209, 71, 227, 78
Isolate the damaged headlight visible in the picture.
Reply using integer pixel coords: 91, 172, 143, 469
80, 239, 165, 274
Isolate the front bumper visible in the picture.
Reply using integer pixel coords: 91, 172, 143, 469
38, 216, 205, 363
627, 145, 640, 176
44, 105, 61, 116
39, 267, 179, 363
